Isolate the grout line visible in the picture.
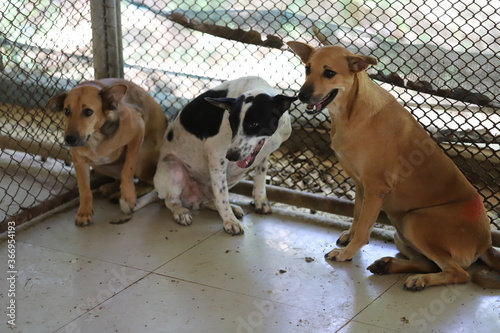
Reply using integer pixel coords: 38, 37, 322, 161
52, 271, 156, 333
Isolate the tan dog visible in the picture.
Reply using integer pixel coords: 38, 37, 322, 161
287, 41, 500, 290
46, 78, 168, 226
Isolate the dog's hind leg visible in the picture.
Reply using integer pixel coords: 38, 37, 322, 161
368, 233, 440, 275
251, 157, 271, 214
154, 157, 193, 226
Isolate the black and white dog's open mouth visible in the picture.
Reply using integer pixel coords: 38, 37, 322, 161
306, 89, 339, 114
236, 139, 265, 169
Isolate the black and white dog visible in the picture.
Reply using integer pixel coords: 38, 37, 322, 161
153, 76, 297, 234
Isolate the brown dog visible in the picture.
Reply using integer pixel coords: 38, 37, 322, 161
287, 41, 500, 290
46, 78, 168, 226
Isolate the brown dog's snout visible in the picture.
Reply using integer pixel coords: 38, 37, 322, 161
298, 84, 314, 103
65, 134, 78, 146
298, 91, 311, 103
64, 132, 88, 147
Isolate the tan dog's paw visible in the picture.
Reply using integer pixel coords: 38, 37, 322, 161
75, 208, 93, 226
336, 230, 353, 246
119, 197, 135, 214
367, 257, 394, 275
254, 201, 271, 214
404, 274, 427, 291
324, 248, 353, 262
223, 219, 244, 235
230, 204, 245, 219
173, 208, 193, 226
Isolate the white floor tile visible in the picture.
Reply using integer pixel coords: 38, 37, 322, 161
354, 279, 500, 333
337, 320, 403, 333
0, 242, 148, 333
16, 199, 222, 271
3, 198, 499, 333
55, 273, 347, 333
155, 212, 405, 319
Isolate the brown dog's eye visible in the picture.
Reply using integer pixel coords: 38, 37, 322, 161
305, 66, 311, 75
323, 69, 336, 79
64, 108, 71, 116
82, 108, 94, 117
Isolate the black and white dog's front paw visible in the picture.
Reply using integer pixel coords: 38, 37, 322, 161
254, 200, 271, 214
230, 204, 245, 219
223, 219, 244, 235
173, 208, 193, 226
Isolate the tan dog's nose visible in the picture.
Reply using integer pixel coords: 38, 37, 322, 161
298, 91, 311, 103
65, 134, 79, 146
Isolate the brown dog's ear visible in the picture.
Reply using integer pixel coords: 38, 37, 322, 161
45, 93, 67, 111
287, 41, 315, 64
100, 84, 128, 107
347, 55, 378, 72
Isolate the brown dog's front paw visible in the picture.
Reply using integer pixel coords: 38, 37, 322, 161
119, 197, 135, 214
367, 257, 393, 275
75, 210, 93, 226
336, 230, 352, 247
404, 274, 426, 291
324, 248, 353, 262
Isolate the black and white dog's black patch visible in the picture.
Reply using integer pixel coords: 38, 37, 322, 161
153, 76, 297, 234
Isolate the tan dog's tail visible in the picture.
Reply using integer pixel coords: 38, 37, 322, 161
472, 247, 500, 288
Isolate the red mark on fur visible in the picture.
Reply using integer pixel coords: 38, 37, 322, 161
462, 193, 484, 222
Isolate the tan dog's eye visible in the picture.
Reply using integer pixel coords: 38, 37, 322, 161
323, 69, 336, 79
64, 108, 71, 116
305, 66, 311, 75
82, 108, 94, 117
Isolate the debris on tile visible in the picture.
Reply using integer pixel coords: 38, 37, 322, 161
305, 257, 315, 263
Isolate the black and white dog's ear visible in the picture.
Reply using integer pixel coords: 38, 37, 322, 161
273, 95, 298, 115
204, 97, 236, 111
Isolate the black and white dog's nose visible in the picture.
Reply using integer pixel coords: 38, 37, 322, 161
226, 151, 241, 162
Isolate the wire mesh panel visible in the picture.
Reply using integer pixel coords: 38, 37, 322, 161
0, 0, 93, 230
121, 0, 499, 229
0, 0, 498, 231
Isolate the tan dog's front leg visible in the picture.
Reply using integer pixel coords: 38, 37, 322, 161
337, 186, 364, 246
326, 189, 383, 261
119, 133, 143, 214
73, 154, 93, 226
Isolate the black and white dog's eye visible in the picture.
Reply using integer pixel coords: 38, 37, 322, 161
64, 108, 71, 116
248, 122, 259, 128
323, 69, 336, 79
82, 108, 94, 117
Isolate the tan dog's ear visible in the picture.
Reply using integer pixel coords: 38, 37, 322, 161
287, 41, 315, 64
101, 84, 128, 107
347, 55, 378, 72
45, 93, 67, 111
100, 84, 127, 137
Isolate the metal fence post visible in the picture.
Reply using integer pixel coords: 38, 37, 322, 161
90, 0, 124, 79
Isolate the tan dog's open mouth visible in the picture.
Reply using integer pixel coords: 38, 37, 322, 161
236, 138, 265, 168
306, 89, 339, 114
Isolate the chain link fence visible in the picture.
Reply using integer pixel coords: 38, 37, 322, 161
1, 0, 499, 232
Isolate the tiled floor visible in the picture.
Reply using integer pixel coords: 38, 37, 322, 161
1, 197, 499, 333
